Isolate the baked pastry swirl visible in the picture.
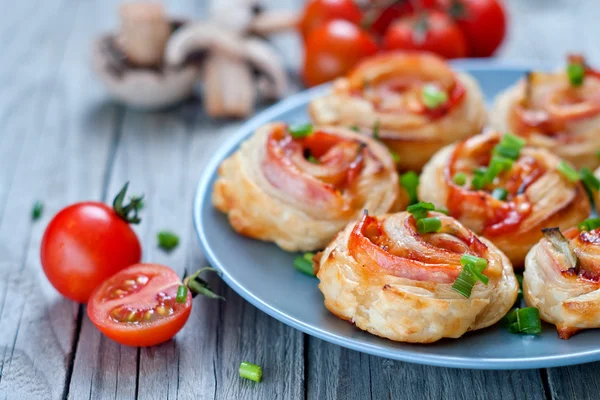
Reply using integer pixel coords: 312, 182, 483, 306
524, 225, 600, 339
419, 131, 590, 267
491, 55, 600, 169
316, 211, 518, 343
213, 122, 405, 252
308, 51, 487, 171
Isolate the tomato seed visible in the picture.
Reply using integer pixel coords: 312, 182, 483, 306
126, 310, 138, 322
156, 305, 167, 316
144, 310, 154, 320
123, 279, 136, 287
136, 275, 149, 285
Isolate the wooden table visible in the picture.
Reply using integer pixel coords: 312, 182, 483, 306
2, 0, 600, 399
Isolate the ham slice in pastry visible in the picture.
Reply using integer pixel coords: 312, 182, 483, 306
316, 211, 518, 343
213, 123, 406, 251
524, 225, 600, 339
491, 54, 600, 169
419, 131, 590, 267
309, 51, 486, 171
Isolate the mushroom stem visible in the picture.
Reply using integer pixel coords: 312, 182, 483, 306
202, 53, 255, 118
117, 2, 171, 67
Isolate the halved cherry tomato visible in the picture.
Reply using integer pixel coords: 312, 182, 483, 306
449, 0, 506, 57
298, 0, 363, 39
303, 19, 379, 87
87, 263, 191, 347
41, 185, 142, 303
383, 10, 468, 59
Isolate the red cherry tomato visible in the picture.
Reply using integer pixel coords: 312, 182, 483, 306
298, 0, 363, 39
369, 0, 438, 36
303, 19, 379, 87
41, 186, 142, 303
87, 263, 191, 347
451, 0, 507, 57
383, 10, 468, 59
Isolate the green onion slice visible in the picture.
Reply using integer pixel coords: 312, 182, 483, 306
288, 123, 313, 138
390, 150, 401, 164
502, 307, 542, 334
157, 231, 179, 252
557, 161, 580, 182
372, 120, 380, 139
176, 285, 188, 303
472, 167, 489, 190
307, 155, 319, 164
239, 362, 263, 382
294, 252, 315, 276
417, 217, 442, 234
407, 201, 435, 220
542, 227, 579, 272
32, 201, 43, 221
493, 133, 525, 161
580, 167, 600, 192
452, 254, 489, 298
491, 187, 508, 201
578, 217, 600, 232
400, 171, 420, 205
421, 84, 449, 109
567, 63, 585, 87
452, 172, 467, 186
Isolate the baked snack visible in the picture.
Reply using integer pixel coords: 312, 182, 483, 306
213, 122, 405, 252
491, 55, 600, 169
316, 209, 518, 343
308, 51, 487, 171
419, 131, 590, 267
524, 224, 600, 339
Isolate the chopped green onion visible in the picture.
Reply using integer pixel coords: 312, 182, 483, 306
488, 155, 514, 178
557, 161, 580, 182
308, 155, 319, 164
400, 171, 420, 205
32, 201, 43, 221
580, 167, 600, 192
294, 252, 315, 276
289, 123, 313, 138
578, 217, 600, 232
472, 167, 489, 190
158, 230, 179, 252
452, 172, 467, 186
407, 201, 435, 220
372, 120, 380, 139
493, 133, 526, 160
567, 63, 585, 87
390, 150, 401, 164
435, 208, 449, 215
350, 125, 360, 132
239, 362, 263, 382
542, 227, 579, 272
421, 84, 448, 109
502, 307, 542, 334
515, 273, 523, 304
417, 217, 442, 234
452, 255, 489, 298
491, 187, 508, 201
597, 151, 600, 160
176, 285, 188, 303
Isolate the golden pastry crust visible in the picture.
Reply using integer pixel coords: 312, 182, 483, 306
309, 52, 487, 171
491, 57, 600, 170
316, 211, 518, 343
419, 131, 590, 267
213, 123, 406, 252
524, 227, 600, 339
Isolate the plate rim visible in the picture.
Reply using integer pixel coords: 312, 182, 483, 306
193, 59, 600, 370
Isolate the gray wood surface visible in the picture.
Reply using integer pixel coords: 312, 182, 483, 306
0, 0, 599, 399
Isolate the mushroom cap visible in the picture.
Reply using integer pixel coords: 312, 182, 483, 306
91, 34, 199, 109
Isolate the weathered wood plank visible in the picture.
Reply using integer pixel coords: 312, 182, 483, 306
546, 363, 600, 400
0, 0, 120, 399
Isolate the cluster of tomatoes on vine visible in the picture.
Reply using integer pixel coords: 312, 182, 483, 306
300, 0, 507, 86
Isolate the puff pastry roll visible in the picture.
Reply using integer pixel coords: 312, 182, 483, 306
419, 131, 590, 267
316, 210, 518, 343
309, 52, 487, 171
524, 225, 600, 339
491, 55, 600, 169
213, 122, 405, 252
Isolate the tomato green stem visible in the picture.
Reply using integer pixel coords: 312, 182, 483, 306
184, 267, 225, 301
113, 182, 144, 224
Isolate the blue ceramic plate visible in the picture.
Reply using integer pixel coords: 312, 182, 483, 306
194, 60, 600, 369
